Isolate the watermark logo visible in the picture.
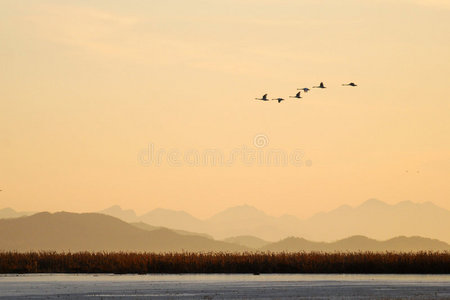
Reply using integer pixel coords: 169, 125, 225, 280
253, 134, 269, 148
138, 134, 312, 167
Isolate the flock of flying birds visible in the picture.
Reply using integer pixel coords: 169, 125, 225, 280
255, 82, 357, 103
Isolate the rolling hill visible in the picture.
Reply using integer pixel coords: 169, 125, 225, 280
223, 235, 271, 249
261, 235, 450, 252
0, 212, 246, 252
130, 222, 213, 239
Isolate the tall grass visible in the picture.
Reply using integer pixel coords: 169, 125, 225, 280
0, 252, 449, 274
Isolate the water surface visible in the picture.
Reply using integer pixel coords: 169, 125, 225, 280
1, 274, 449, 299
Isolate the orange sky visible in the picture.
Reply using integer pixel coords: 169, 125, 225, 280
0, 0, 449, 218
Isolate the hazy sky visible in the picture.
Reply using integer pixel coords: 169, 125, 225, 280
1, 0, 449, 218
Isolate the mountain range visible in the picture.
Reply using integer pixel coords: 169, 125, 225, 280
0, 212, 244, 252
262, 235, 450, 252
0, 211, 449, 252
99, 199, 450, 243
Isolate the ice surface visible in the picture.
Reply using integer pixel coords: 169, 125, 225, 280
0, 274, 450, 299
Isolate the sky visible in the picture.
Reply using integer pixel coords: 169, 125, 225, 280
1, 0, 449, 219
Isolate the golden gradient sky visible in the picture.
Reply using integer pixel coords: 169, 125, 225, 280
1, 0, 449, 218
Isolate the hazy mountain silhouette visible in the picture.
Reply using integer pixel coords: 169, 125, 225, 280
0, 212, 246, 252
139, 208, 205, 233
302, 199, 450, 243
0, 207, 32, 219
97, 200, 450, 243
99, 205, 294, 240
223, 235, 271, 249
206, 205, 292, 240
1, 211, 448, 252
262, 235, 450, 252
100, 205, 138, 222
101, 206, 205, 233
131, 222, 213, 239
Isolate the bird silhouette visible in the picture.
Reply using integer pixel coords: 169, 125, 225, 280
255, 94, 269, 101
313, 82, 326, 89
289, 91, 302, 99
254, 80, 359, 104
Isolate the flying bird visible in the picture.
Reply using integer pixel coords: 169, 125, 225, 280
342, 82, 357, 87
272, 98, 285, 103
313, 82, 326, 89
297, 88, 310, 93
289, 91, 302, 99
255, 94, 269, 101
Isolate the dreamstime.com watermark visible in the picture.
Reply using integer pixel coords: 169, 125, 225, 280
138, 134, 312, 167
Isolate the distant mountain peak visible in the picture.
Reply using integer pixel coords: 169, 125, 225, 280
210, 205, 269, 221
333, 204, 352, 212
359, 198, 387, 207
146, 208, 197, 218
151, 207, 191, 213
339, 235, 374, 242
99, 205, 138, 222
101, 205, 136, 213
217, 204, 266, 214
397, 200, 414, 206
108, 205, 121, 209
226, 204, 260, 210
421, 201, 446, 210
0, 207, 32, 219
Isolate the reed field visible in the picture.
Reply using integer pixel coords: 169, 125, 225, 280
0, 251, 449, 274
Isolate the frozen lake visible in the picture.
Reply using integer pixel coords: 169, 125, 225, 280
1, 274, 450, 299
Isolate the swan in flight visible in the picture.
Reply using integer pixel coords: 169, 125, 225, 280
313, 82, 326, 89
297, 88, 310, 93
342, 82, 357, 87
272, 98, 285, 103
255, 94, 269, 101
289, 91, 302, 99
